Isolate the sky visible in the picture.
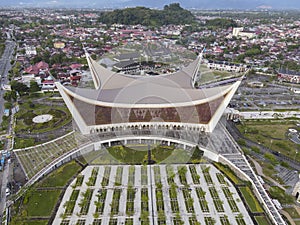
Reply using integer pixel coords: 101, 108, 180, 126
1, 0, 300, 9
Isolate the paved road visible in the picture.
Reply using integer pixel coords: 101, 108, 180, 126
0, 39, 15, 124
0, 33, 16, 222
0, 162, 10, 214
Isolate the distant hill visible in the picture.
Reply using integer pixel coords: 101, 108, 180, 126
98, 3, 196, 26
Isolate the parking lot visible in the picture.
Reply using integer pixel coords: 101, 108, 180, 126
231, 74, 300, 111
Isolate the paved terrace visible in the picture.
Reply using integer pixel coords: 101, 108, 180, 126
53, 164, 253, 225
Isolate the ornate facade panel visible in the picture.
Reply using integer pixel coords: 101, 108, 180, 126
71, 95, 226, 126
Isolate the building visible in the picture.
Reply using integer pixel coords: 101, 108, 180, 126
247, 81, 264, 88
57, 52, 243, 135
278, 70, 300, 84
207, 60, 248, 73
54, 41, 66, 49
233, 27, 256, 39
25, 46, 37, 56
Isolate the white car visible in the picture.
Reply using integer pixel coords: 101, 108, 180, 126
5, 188, 10, 197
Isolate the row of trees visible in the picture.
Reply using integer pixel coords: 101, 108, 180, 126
205, 18, 237, 29
3, 80, 40, 102
98, 3, 195, 26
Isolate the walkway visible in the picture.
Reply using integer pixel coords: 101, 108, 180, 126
53, 164, 253, 225
280, 210, 296, 225
222, 153, 287, 225
248, 156, 286, 190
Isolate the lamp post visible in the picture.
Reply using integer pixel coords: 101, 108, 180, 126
269, 139, 273, 150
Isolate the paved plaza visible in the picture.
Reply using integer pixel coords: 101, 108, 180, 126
53, 164, 254, 225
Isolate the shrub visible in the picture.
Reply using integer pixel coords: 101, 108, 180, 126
251, 146, 260, 153
268, 186, 294, 204
237, 139, 246, 146
264, 153, 278, 165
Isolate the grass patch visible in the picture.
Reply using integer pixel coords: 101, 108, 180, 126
236, 121, 300, 161
254, 216, 271, 225
239, 187, 263, 213
268, 186, 294, 204
161, 148, 190, 164
198, 66, 238, 84
11, 189, 61, 222
11, 220, 49, 225
283, 207, 300, 219
14, 137, 37, 149
10, 160, 82, 225
89, 145, 191, 164
39, 161, 81, 187
214, 163, 244, 185
26, 190, 61, 217
15, 102, 71, 134
107, 145, 175, 164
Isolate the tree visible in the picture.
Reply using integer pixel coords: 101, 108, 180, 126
29, 80, 40, 93
98, 3, 195, 26
10, 80, 29, 95
191, 145, 204, 162
3, 90, 17, 101
4, 102, 12, 109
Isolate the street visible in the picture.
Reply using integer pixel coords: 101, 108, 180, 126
0, 39, 15, 124
0, 31, 16, 222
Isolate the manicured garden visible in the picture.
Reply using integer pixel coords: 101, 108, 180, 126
107, 144, 187, 164
13, 98, 73, 149
239, 187, 264, 213
254, 216, 271, 225
53, 164, 255, 225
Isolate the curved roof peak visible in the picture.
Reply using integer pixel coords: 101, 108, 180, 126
85, 51, 203, 90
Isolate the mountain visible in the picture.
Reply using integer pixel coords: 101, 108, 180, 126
98, 3, 196, 26
1, 0, 300, 9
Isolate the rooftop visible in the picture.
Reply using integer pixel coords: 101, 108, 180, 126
59, 51, 240, 107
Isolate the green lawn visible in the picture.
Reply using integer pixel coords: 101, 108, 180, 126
236, 121, 300, 161
198, 67, 238, 84
13, 99, 72, 148
107, 145, 176, 164
39, 161, 81, 187
159, 149, 190, 164
268, 186, 294, 204
283, 207, 300, 219
11, 220, 48, 225
214, 163, 244, 185
15, 102, 71, 134
254, 216, 271, 225
10, 161, 82, 225
26, 190, 61, 217
87, 145, 192, 165
239, 187, 264, 213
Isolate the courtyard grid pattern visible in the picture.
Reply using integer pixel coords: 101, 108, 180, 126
53, 164, 254, 225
